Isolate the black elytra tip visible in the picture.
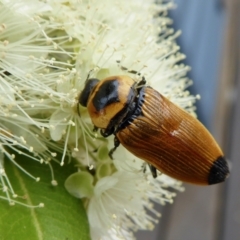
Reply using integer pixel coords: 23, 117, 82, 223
208, 156, 230, 185
92, 79, 120, 111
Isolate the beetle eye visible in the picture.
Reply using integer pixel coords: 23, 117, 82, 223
79, 78, 99, 107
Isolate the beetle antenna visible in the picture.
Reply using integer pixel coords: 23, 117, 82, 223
85, 69, 93, 83
116, 60, 147, 89
116, 60, 142, 76
85, 67, 100, 82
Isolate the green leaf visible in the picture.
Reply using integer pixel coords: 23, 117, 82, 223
0, 155, 90, 240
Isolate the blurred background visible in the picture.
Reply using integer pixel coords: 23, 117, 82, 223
136, 0, 240, 239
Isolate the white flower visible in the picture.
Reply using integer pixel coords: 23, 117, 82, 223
86, 159, 183, 240
0, 0, 199, 239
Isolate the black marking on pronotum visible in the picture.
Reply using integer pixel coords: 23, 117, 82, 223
92, 79, 120, 111
101, 84, 137, 137
208, 156, 229, 184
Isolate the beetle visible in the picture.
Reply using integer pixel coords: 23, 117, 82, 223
78, 75, 230, 185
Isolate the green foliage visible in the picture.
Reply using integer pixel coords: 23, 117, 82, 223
0, 156, 90, 240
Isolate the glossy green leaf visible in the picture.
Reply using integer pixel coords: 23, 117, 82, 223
0, 156, 90, 240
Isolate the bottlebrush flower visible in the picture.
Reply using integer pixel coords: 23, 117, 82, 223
0, 0, 198, 239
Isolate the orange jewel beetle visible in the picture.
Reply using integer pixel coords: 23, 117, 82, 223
78, 75, 230, 185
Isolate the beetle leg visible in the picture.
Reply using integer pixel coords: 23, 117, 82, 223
135, 76, 146, 95
100, 127, 114, 137
93, 126, 98, 132
137, 76, 146, 86
148, 164, 157, 178
109, 136, 120, 159
142, 163, 157, 178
